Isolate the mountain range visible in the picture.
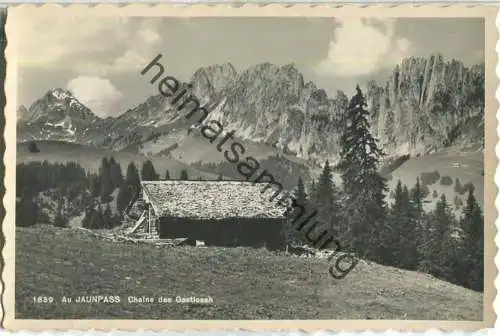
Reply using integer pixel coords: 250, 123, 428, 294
17, 53, 485, 167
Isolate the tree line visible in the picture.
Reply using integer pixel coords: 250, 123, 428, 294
16, 158, 194, 229
287, 86, 484, 292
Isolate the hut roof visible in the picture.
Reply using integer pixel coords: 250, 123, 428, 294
141, 181, 289, 219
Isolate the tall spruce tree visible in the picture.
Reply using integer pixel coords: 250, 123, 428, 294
337, 86, 388, 260
285, 177, 309, 244
179, 169, 189, 180
164, 169, 171, 180
309, 179, 317, 203
109, 157, 124, 189
388, 181, 418, 269
458, 187, 484, 291
141, 160, 159, 181
99, 158, 114, 200
125, 162, 141, 188
116, 162, 141, 214
424, 194, 456, 279
296, 177, 307, 207
116, 182, 131, 213
410, 177, 426, 263
312, 161, 342, 236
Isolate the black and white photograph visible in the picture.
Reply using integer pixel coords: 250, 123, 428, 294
2, 4, 496, 330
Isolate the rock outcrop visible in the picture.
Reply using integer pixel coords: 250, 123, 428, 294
367, 54, 484, 156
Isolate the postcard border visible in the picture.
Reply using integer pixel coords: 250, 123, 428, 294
1, 3, 498, 332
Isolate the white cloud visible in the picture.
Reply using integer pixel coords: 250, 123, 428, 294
314, 18, 415, 77
66, 76, 123, 117
18, 17, 163, 76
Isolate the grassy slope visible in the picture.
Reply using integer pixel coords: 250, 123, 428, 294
17, 140, 219, 180
141, 130, 309, 167
16, 226, 482, 320
386, 149, 484, 213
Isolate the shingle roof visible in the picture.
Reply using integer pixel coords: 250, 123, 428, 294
141, 181, 289, 219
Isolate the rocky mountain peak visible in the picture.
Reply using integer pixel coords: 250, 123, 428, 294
190, 62, 237, 99
368, 54, 484, 156
17, 88, 101, 142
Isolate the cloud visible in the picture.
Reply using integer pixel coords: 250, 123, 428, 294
66, 76, 123, 117
314, 18, 415, 77
18, 17, 163, 76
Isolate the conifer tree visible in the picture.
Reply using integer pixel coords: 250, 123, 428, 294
410, 177, 426, 265
99, 157, 109, 177
125, 162, 141, 188
141, 160, 159, 181
116, 182, 132, 213
179, 169, 189, 180
312, 161, 342, 236
424, 194, 456, 278
388, 182, 418, 269
109, 157, 124, 189
309, 179, 317, 204
98, 157, 114, 197
164, 169, 171, 180
16, 190, 38, 227
337, 86, 387, 260
90, 174, 102, 198
53, 194, 68, 228
296, 177, 307, 207
115, 162, 140, 214
387, 181, 405, 262
458, 187, 484, 291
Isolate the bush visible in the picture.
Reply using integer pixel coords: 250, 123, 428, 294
432, 190, 438, 198
53, 214, 69, 228
37, 210, 51, 224
420, 170, 440, 186
440, 176, 453, 186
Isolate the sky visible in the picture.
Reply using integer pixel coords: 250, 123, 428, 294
17, 17, 484, 118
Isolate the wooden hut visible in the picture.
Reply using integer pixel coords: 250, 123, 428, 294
131, 180, 288, 249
